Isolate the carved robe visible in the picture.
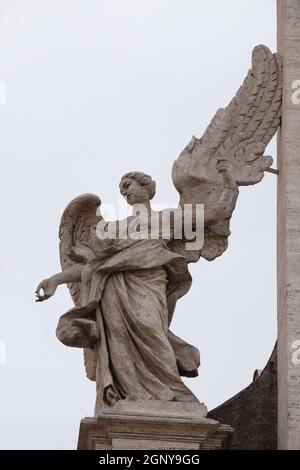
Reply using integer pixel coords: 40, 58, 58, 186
56, 216, 200, 413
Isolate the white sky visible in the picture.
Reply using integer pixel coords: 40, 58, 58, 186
0, 0, 277, 449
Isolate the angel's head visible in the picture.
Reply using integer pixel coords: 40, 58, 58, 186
119, 171, 156, 206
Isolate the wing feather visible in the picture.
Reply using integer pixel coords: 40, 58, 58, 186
59, 193, 102, 381
171, 45, 282, 262
199, 45, 282, 183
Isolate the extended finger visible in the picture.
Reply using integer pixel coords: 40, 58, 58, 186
35, 282, 44, 294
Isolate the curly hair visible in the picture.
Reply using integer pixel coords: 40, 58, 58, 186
119, 171, 156, 200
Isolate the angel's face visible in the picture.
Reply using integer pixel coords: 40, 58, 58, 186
120, 177, 150, 206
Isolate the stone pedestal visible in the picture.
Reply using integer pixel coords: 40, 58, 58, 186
77, 400, 233, 450
277, 0, 300, 450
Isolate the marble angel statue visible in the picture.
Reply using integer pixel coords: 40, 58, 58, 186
36, 45, 282, 414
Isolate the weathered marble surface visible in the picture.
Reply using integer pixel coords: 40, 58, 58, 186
77, 400, 233, 450
35, 45, 282, 420
277, 0, 300, 450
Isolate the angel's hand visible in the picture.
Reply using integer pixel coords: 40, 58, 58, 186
35, 277, 58, 302
216, 159, 237, 188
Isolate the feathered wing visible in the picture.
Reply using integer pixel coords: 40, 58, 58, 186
171, 45, 282, 262
59, 193, 102, 381
199, 44, 282, 185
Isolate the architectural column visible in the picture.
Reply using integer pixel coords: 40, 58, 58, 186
277, 0, 300, 450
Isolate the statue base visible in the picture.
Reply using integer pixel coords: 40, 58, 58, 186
77, 400, 233, 450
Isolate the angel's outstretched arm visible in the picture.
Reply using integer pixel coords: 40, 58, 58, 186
35, 264, 82, 302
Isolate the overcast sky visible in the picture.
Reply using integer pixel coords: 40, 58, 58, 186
0, 0, 277, 449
